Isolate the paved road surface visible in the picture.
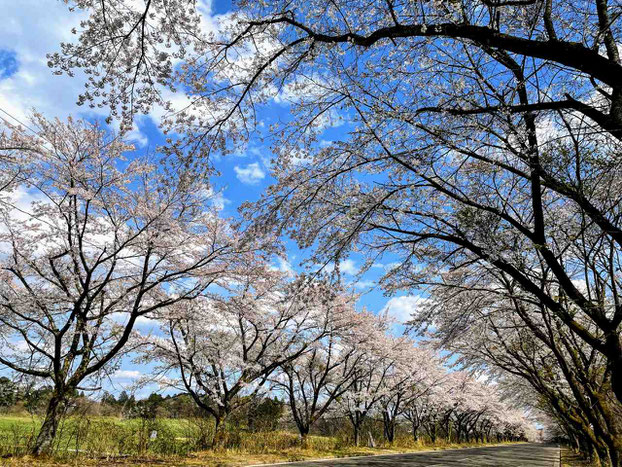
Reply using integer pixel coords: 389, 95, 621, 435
258, 443, 560, 466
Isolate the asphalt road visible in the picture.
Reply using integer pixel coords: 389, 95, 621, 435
258, 443, 560, 466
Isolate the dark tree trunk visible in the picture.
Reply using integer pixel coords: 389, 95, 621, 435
412, 422, 419, 442
606, 335, 622, 405
212, 411, 229, 448
247, 397, 258, 433
353, 422, 361, 447
612, 365, 622, 406
427, 423, 437, 443
609, 442, 621, 467
590, 443, 603, 467
383, 412, 395, 443
32, 392, 66, 455
349, 411, 365, 447
299, 426, 310, 448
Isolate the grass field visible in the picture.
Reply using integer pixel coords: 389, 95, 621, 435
0, 415, 520, 466
0, 414, 201, 457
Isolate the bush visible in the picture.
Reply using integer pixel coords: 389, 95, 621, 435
0, 420, 36, 456
183, 416, 216, 450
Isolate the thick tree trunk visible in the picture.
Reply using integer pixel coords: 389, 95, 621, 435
212, 412, 229, 449
382, 412, 395, 443
607, 436, 622, 467
593, 442, 613, 467
350, 411, 364, 447
32, 392, 66, 455
602, 437, 622, 467
590, 443, 603, 467
427, 423, 437, 443
606, 335, 622, 405
412, 422, 419, 442
299, 426, 310, 448
348, 411, 365, 447
612, 366, 622, 406
353, 422, 360, 447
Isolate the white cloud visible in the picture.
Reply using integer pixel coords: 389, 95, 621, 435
353, 280, 375, 289
381, 295, 427, 324
112, 370, 142, 380
118, 120, 149, 147
196, 0, 219, 33
270, 256, 295, 277
0, 1, 92, 123
322, 259, 359, 276
234, 162, 266, 184
109, 312, 157, 330
339, 259, 358, 275
11, 339, 30, 352
210, 191, 229, 211
202, 187, 230, 211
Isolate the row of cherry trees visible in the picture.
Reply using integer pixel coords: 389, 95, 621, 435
0, 115, 531, 454
48, 3, 622, 422
138, 265, 535, 447
412, 277, 622, 466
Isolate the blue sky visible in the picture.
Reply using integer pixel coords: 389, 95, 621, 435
0, 50, 17, 79
0, 0, 422, 396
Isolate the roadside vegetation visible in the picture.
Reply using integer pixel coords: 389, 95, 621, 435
563, 447, 597, 467
0, 414, 519, 466
0, 380, 526, 465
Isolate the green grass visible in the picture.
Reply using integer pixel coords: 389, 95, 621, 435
0, 415, 38, 430
0, 439, 523, 466
0, 414, 196, 436
0, 414, 201, 458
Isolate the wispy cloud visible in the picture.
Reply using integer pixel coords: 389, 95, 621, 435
381, 295, 427, 324
112, 370, 142, 380
234, 162, 266, 185
270, 256, 296, 277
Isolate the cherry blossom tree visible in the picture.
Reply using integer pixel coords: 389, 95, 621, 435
0, 140, 25, 196
337, 318, 401, 446
0, 115, 252, 454
50, 0, 204, 129
140, 273, 351, 447
376, 343, 441, 443
24, 2, 622, 461
448, 374, 498, 443
406, 371, 532, 444
274, 305, 376, 445
403, 384, 444, 443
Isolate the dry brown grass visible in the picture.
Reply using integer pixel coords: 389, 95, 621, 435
0, 441, 523, 466
561, 447, 595, 467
